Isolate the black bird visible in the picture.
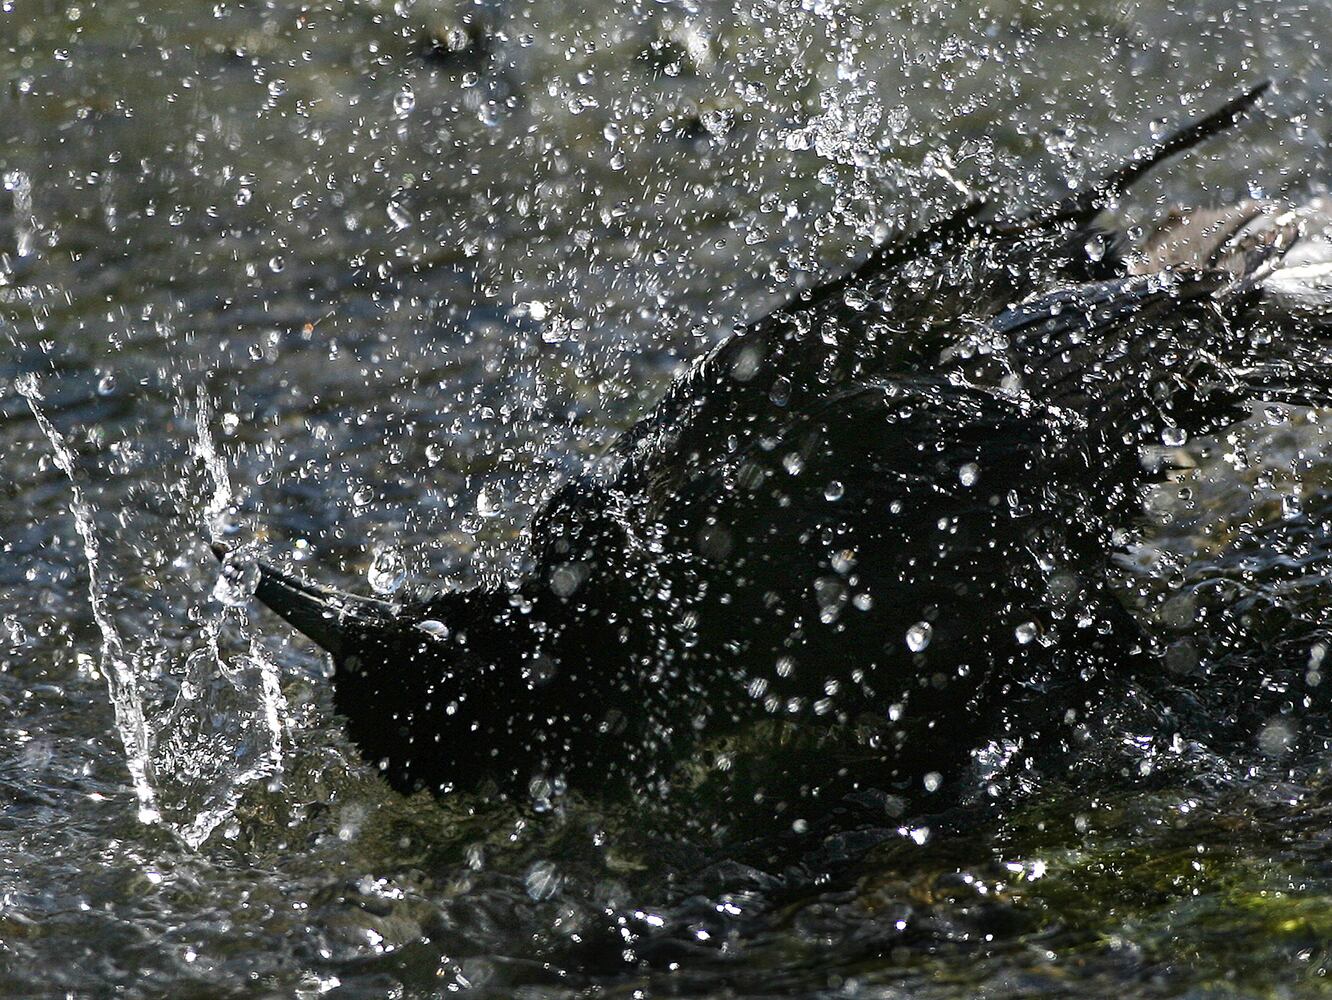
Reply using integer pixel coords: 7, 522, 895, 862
221, 83, 1332, 806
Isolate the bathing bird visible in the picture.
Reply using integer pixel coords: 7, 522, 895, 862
220, 82, 1332, 805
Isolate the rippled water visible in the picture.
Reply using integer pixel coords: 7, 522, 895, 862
6, 0, 1332, 995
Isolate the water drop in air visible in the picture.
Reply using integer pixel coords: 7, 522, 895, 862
906, 621, 932, 652
213, 551, 261, 607
368, 546, 406, 595
477, 486, 503, 518
1161, 425, 1188, 447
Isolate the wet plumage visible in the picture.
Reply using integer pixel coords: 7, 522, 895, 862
229, 83, 1332, 804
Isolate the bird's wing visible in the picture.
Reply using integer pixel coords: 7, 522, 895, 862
604, 85, 1271, 503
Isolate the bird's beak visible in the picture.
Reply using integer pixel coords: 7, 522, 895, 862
209, 542, 393, 657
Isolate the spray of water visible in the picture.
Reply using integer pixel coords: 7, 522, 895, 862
16, 372, 162, 825
193, 385, 287, 796
15, 373, 290, 847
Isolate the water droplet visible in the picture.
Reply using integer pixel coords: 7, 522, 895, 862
923, 771, 942, 792
213, 551, 260, 607
905, 621, 932, 652
541, 316, 570, 344
824, 480, 844, 501
393, 86, 416, 117
368, 546, 406, 595
958, 462, 979, 487
416, 619, 450, 640
1282, 493, 1303, 520
1015, 621, 1039, 645
387, 201, 413, 231
476, 485, 503, 518
14, 372, 41, 400
525, 860, 561, 901
701, 108, 734, 137
1161, 425, 1187, 447
96, 373, 117, 396
739, 80, 768, 103
526, 300, 549, 321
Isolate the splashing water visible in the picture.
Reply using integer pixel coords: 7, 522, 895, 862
179, 386, 289, 845
16, 375, 288, 846
17, 373, 161, 826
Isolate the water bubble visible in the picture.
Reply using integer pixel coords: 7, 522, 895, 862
824, 480, 844, 501
213, 551, 260, 607
425, 443, 444, 465
268, 256, 285, 273
1015, 621, 1039, 645
1257, 718, 1296, 757
1282, 493, 1303, 520
958, 462, 980, 487
905, 621, 932, 652
368, 546, 406, 595
2, 615, 26, 648
923, 771, 942, 792
96, 373, 117, 396
526, 300, 549, 321
393, 86, 416, 117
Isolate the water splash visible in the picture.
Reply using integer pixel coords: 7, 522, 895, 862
17, 374, 289, 846
174, 386, 289, 846
16, 373, 161, 825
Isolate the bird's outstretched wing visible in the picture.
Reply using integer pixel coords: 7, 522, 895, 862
606, 85, 1272, 503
